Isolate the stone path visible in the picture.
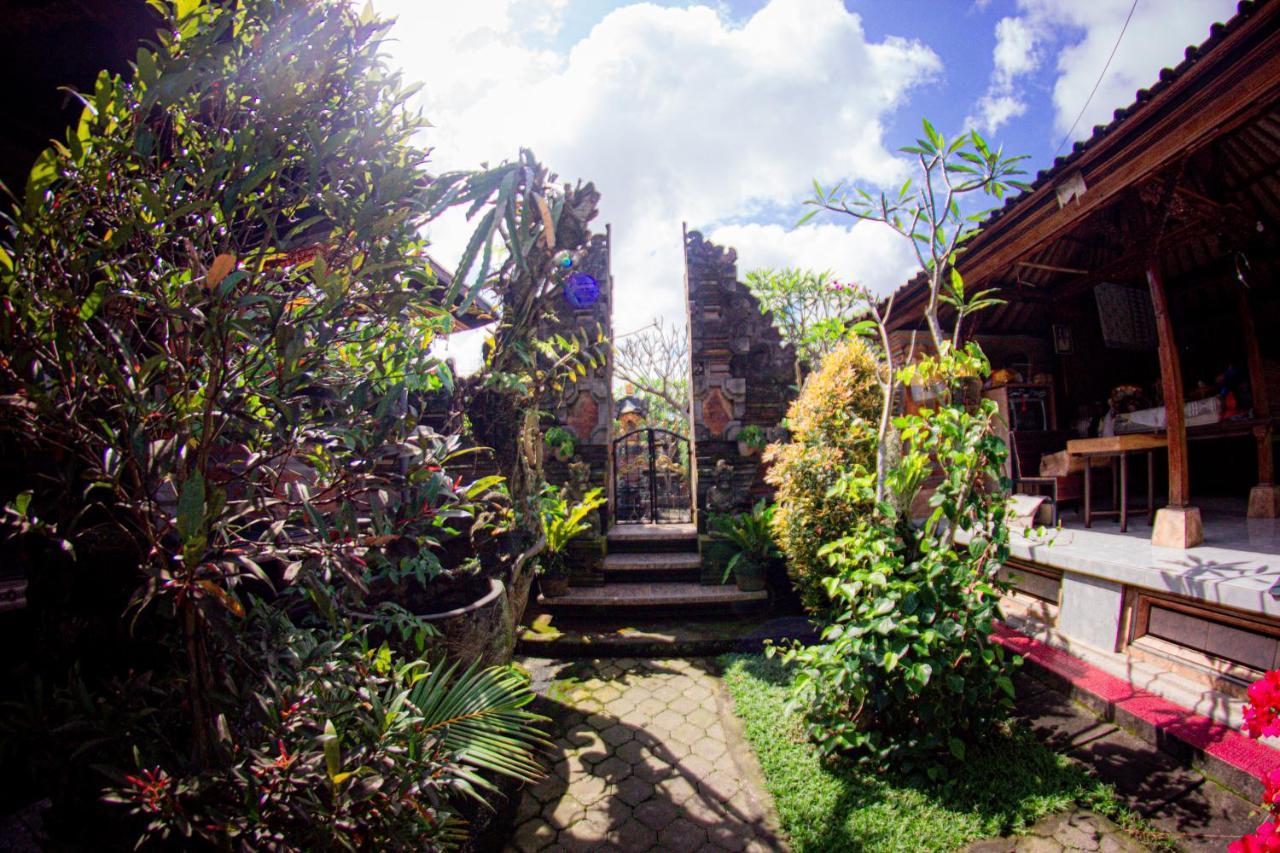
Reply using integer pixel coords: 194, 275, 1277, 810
967, 811, 1147, 852
507, 657, 783, 852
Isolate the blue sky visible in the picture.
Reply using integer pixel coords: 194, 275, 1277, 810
376, 0, 1238, 366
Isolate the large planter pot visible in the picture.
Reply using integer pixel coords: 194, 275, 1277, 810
540, 576, 570, 598
418, 577, 514, 669
733, 558, 768, 592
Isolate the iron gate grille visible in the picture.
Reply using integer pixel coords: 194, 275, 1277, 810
612, 428, 692, 524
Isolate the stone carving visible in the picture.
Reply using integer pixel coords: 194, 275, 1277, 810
701, 388, 732, 438
565, 392, 599, 442
565, 460, 602, 536
704, 459, 738, 515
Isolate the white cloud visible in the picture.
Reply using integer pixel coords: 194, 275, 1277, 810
969, 0, 1238, 141
708, 220, 918, 299
377, 0, 940, 331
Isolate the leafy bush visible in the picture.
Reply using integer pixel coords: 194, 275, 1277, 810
764, 339, 882, 611
0, 0, 557, 845
536, 484, 605, 578
773, 346, 1015, 774
101, 613, 547, 849
710, 500, 780, 583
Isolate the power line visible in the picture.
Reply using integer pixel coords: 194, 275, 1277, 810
1054, 0, 1140, 157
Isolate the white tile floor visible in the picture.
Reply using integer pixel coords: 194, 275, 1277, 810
1010, 497, 1280, 617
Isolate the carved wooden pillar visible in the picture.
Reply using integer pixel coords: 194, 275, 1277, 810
1148, 263, 1203, 547
1237, 281, 1279, 517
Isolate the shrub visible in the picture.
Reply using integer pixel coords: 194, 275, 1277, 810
0, 0, 555, 844
764, 339, 882, 611
773, 345, 1016, 774
99, 612, 548, 849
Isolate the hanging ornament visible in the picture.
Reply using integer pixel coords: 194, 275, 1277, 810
552, 250, 575, 272
563, 272, 600, 309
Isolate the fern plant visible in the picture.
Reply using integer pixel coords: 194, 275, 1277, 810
537, 484, 606, 578
711, 500, 781, 583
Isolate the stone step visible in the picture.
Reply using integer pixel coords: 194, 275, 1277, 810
602, 552, 703, 576
607, 523, 697, 545
538, 581, 767, 608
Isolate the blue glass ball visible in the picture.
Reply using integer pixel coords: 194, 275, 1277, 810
564, 272, 600, 308
553, 250, 575, 270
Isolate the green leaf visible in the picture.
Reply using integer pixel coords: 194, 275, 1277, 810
176, 472, 205, 545
948, 737, 966, 761
323, 719, 342, 781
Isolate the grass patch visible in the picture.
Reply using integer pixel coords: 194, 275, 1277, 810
719, 653, 1164, 853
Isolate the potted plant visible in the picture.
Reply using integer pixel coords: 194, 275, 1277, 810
537, 484, 606, 597
544, 426, 576, 462
710, 500, 779, 592
736, 424, 767, 457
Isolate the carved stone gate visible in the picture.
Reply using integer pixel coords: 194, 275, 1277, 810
612, 427, 692, 524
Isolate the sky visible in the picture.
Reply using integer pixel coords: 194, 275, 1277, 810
376, 0, 1240, 370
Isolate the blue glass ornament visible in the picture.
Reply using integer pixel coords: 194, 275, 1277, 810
564, 272, 600, 308
553, 250, 575, 271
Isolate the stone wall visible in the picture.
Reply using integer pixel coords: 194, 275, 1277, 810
684, 228, 796, 530
542, 230, 614, 505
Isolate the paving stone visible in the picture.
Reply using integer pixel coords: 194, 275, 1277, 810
542, 795, 586, 829
615, 739, 648, 765
510, 818, 557, 852
657, 817, 710, 853
594, 684, 623, 703
669, 695, 701, 716
652, 709, 684, 731
671, 721, 705, 745
687, 707, 718, 729
568, 773, 608, 807
593, 755, 633, 782
692, 735, 728, 761
600, 722, 635, 747
633, 797, 680, 831
616, 775, 655, 806
632, 754, 676, 783
656, 774, 699, 805
635, 697, 667, 718
611, 818, 659, 849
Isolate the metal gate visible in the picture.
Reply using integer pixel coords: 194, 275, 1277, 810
612, 428, 692, 524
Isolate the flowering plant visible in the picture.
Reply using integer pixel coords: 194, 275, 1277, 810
1231, 669, 1280, 852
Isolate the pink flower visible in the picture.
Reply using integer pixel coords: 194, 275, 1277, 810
1245, 670, 1280, 739
1230, 820, 1280, 853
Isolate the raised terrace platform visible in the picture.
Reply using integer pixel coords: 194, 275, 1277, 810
988, 498, 1280, 738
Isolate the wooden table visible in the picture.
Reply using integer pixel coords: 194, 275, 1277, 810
1067, 434, 1168, 532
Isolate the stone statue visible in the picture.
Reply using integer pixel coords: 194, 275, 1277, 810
705, 459, 738, 515
565, 460, 602, 536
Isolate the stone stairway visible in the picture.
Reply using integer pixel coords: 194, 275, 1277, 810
539, 523, 769, 609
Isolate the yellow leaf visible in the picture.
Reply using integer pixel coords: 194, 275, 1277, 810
533, 194, 555, 250
208, 253, 236, 289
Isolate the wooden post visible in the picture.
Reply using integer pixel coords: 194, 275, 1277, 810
1147, 263, 1203, 547
1237, 282, 1280, 517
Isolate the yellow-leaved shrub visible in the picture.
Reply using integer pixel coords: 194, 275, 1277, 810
764, 339, 882, 612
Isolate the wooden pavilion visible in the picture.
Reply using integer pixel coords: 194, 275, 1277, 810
886, 0, 1280, 728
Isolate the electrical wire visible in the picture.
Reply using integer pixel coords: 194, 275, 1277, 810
1054, 0, 1140, 157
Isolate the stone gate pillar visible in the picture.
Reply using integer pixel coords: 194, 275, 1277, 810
683, 226, 795, 535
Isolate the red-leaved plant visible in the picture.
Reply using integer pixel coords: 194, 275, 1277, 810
1230, 670, 1280, 852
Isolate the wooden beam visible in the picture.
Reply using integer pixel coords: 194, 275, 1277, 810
1147, 263, 1189, 508
896, 6, 1280, 324
1015, 261, 1090, 275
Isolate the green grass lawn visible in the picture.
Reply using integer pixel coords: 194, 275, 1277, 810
719, 653, 1162, 853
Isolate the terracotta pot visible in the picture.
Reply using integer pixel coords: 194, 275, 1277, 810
733, 558, 768, 592
417, 577, 514, 668
737, 441, 760, 457
540, 576, 570, 598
